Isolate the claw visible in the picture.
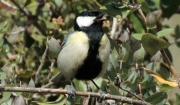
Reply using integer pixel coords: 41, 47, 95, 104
97, 89, 105, 103
91, 80, 106, 103
69, 85, 76, 99
68, 80, 76, 99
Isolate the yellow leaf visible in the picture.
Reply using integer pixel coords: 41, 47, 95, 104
141, 67, 178, 87
150, 74, 178, 87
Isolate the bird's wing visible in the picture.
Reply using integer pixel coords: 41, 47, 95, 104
60, 31, 75, 51
50, 31, 75, 83
50, 72, 66, 83
57, 31, 89, 80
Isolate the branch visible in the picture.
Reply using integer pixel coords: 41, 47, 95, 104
33, 21, 48, 36
160, 49, 178, 81
133, 0, 147, 26
47, 59, 55, 80
137, 6, 147, 26
94, 0, 102, 7
11, 0, 28, 16
0, 86, 150, 105
11, 0, 48, 36
119, 86, 143, 101
35, 41, 49, 84
128, 1, 178, 82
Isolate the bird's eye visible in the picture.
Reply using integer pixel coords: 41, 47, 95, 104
88, 12, 95, 16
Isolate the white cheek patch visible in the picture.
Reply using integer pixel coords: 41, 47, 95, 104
76, 16, 96, 27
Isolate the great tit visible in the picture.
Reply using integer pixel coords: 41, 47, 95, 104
51, 10, 110, 91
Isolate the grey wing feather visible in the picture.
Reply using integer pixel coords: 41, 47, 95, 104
50, 31, 75, 83
50, 72, 66, 82
60, 31, 75, 50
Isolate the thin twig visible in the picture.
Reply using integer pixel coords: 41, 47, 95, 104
33, 21, 48, 36
35, 0, 45, 16
160, 49, 178, 81
11, 0, 28, 16
47, 59, 55, 80
130, 1, 178, 82
137, 7, 147, 25
0, 86, 150, 105
42, 82, 54, 88
119, 86, 144, 101
35, 43, 49, 84
94, 0, 102, 7
133, 0, 146, 26
9, 28, 25, 35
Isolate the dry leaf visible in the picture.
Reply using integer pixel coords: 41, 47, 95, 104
150, 74, 178, 87
141, 67, 178, 87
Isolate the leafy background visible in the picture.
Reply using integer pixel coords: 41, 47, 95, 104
0, 0, 180, 105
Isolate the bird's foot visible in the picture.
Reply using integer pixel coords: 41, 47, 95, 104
97, 89, 105, 103
68, 84, 76, 99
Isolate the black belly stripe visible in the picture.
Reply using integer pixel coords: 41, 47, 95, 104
75, 39, 102, 80
75, 56, 102, 80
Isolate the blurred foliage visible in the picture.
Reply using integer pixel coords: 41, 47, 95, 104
0, 0, 180, 105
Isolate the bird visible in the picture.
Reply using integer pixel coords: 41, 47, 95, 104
51, 10, 111, 100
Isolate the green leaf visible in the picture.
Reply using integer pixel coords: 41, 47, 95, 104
175, 94, 180, 105
90, 78, 108, 91
1, 98, 12, 105
129, 13, 144, 33
31, 33, 46, 43
138, 1, 150, 13
127, 70, 138, 83
109, 84, 121, 95
100, 2, 130, 18
111, 48, 119, 58
0, 92, 11, 104
109, 54, 119, 70
145, 92, 167, 104
173, 26, 180, 47
141, 33, 170, 56
132, 33, 143, 40
157, 28, 173, 37
120, 81, 131, 95
0, 21, 10, 32
0, 69, 6, 79
1, 44, 10, 55
0, 39, 4, 47
73, 79, 86, 92
160, 84, 173, 91
118, 43, 130, 62
26, 1, 37, 15
37, 95, 67, 105
17, 70, 35, 79
133, 44, 145, 64
54, 0, 63, 6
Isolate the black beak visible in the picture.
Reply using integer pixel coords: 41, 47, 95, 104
95, 13, 106, 21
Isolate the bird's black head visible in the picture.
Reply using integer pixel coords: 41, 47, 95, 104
74, 10, 105, 32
